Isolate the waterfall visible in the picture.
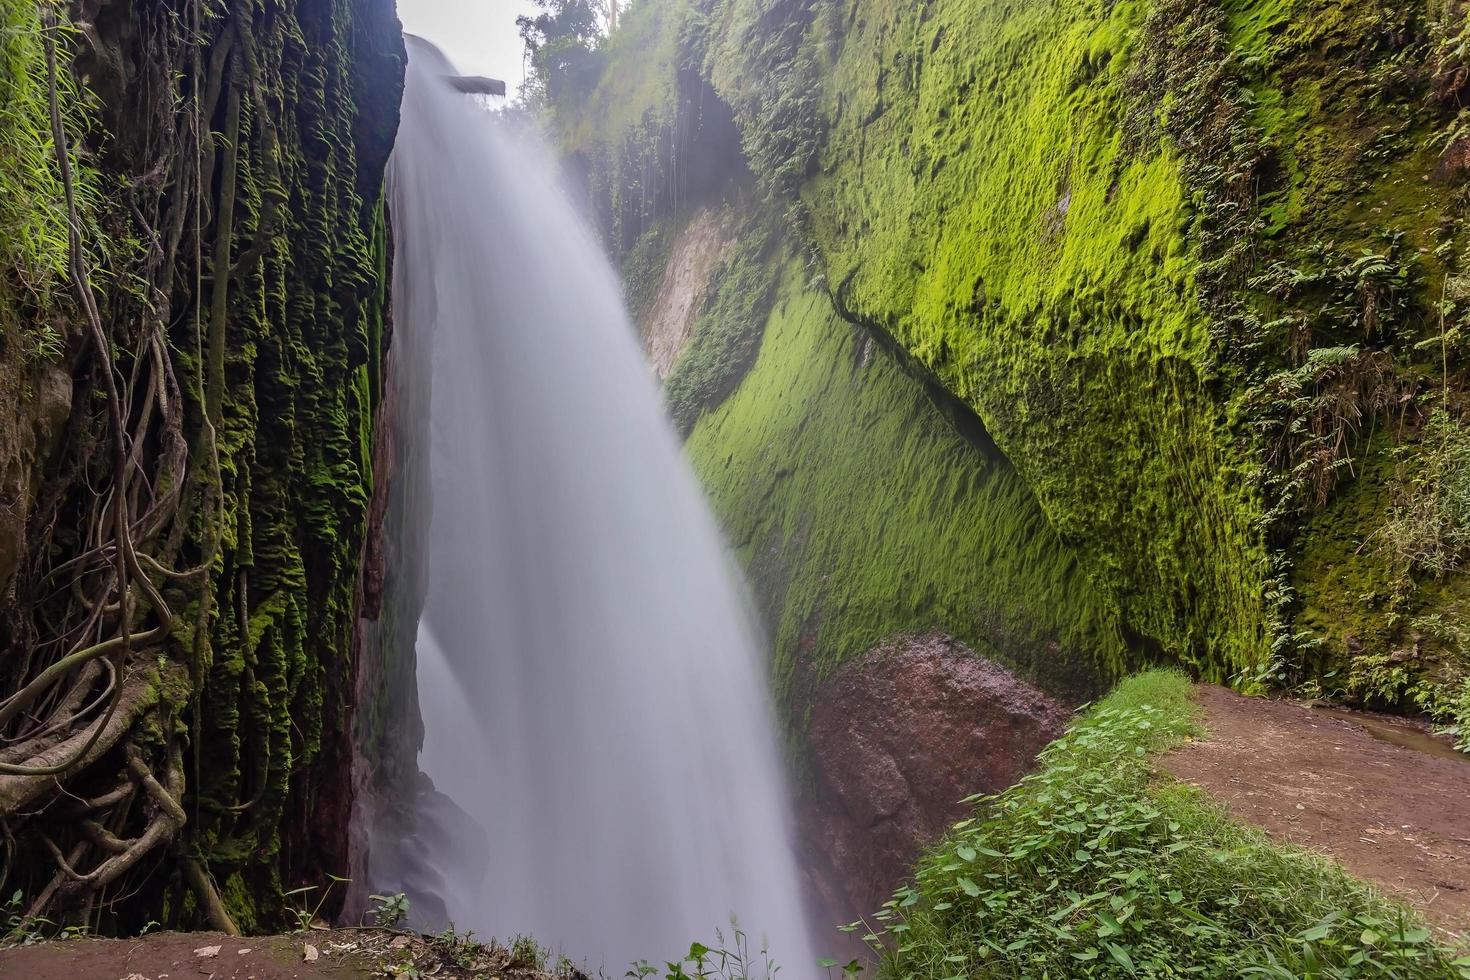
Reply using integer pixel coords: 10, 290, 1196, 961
379, 37, 818, 974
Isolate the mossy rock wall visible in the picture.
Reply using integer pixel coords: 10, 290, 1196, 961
685, 254, 1126, 720
0, 0, 404, 932
559, 0, 1470, 725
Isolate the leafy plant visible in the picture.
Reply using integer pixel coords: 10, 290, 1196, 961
284, 873, 351, 932
1, 888, 87, 947
369, 891, 411, 928
509, 933, 549, 971
864, 672, 1468, 978
1380, 411, 1470, 580
628, 921, 783, 980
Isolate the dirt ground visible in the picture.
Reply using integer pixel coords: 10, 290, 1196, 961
1162, 686, 1470, 935
0, 930, 374, 980
0, 927, 562, 980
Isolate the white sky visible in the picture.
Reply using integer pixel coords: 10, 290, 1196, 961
396, 0, 543, 94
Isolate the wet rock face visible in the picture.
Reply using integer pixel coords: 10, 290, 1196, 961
801, 632, 1072, 922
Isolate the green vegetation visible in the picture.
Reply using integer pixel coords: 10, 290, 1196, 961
687, 258, 1125, 715
0, 0, 103, 348
630, 924, 789, 980
0, 0, 404, 935
663, 210, 777, 433
557, 0, 1470, 741
864, 672, 1468, 978
518, 0, 606, 112
1383, 411, 1470, 580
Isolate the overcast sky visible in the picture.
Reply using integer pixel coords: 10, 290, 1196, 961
397, 0, 543, 94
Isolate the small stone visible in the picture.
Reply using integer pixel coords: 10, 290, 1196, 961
237, 948, 253, 955
303, 943, 319, 962
195, 945, 222, 958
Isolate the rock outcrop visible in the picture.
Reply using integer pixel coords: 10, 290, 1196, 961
801, 632, 1072, 921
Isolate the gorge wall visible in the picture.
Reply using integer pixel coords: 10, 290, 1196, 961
542, 0, 1470, 913
0, 0, 402, 932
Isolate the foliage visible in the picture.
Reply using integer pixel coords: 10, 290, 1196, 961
1, 889, 87, 947
510, 934, 550, 971
695, 0, 829, 201
0, 0, 103, 334
284, 874, 350, 932
1381, 411, 1470, 579
1246, 345, 1408, 523
628, 922, 782, 980
1434, 674, 1470, 752
370, 892, 411, 928
663, 212, 777, 433
622, 221, 674, 324
865, 672, 1468, 979
518, 0, 606, 111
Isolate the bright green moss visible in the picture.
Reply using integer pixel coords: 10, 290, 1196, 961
687, 256, 1127, 718
796, 0, 1269, 681
566, 0, 1470, 729
0, 0, 105, 353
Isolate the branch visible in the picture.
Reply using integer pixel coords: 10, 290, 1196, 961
0, 620, 168, 732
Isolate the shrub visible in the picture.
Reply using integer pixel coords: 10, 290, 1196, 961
863, 672, 1467, 978
1381, 411, 1470, 580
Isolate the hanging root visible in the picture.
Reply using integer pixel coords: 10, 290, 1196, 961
4, 0, 394, 932
0, 0, 226, 930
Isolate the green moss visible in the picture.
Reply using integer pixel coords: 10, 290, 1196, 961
0, 0, 109, 394
785, 0, 1268, 682
563, 0, 1470, 733
687, 255, 1126, 717
664, 210, 777, 432
0, 0, 98, 330
132, 0, 400, 929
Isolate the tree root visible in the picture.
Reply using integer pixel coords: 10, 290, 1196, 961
0, 667, 171, 813
182, 854, 242, 937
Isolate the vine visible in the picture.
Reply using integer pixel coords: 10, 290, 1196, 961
0, 0, 401, 934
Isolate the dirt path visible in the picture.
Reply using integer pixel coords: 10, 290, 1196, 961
0, 927, 560, 980
0, 931, 373, 980
1162, 686, 1470, 935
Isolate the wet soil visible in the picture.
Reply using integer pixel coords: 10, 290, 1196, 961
0, 928, 560, 980
0, 931, 371, 980
1162, 686, 1470, 935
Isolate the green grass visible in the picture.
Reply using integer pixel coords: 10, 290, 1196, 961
865, 672, 1469, 978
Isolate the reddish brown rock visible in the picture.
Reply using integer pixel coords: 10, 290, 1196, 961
800, 631, 1072, 924
1436, 135, 1470, 183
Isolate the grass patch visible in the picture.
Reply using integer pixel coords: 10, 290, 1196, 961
864, 672, 1469, 978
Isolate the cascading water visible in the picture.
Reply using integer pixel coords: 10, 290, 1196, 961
380, 37, 817, 973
